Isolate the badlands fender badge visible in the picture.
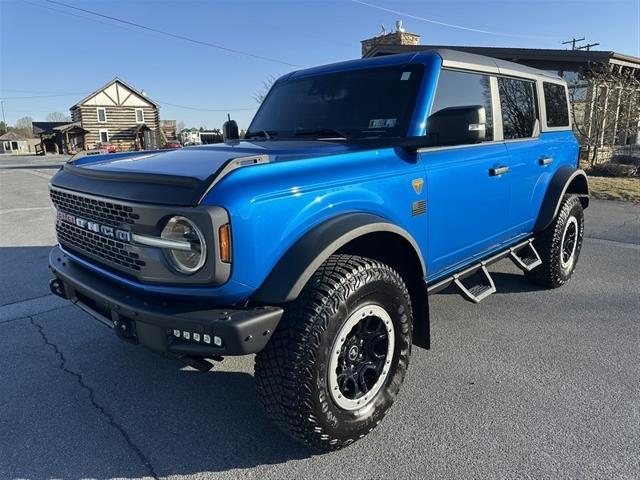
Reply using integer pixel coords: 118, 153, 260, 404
412, 178, 424, 195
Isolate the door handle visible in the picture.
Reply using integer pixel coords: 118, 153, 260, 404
489, 166, 509, 176
539, 157, 554, 166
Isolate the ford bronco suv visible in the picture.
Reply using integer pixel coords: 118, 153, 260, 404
48, 49, 588, 451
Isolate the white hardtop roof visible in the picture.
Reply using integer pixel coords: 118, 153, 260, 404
431, 48, 564, 82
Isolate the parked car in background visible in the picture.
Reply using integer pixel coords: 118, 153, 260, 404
68, 148, 110, 161
48, 49, 588, 452
95, 142, 117, 153
164, 141, 182, 149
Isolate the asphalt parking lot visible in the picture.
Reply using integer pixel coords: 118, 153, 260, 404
1, 155, 639, 480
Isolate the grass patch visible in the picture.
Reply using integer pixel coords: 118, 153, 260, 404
588, 176, 640, 202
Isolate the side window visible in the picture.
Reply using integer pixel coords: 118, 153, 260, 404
135, 108, 145, 123
97, 107, 107, 123
498, 77, 538, 139
543, 82, 569, 127
429, 69, 494, 144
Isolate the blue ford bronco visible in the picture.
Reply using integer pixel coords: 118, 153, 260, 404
49, 49, 589, 450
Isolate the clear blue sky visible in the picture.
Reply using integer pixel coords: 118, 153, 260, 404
1, 0, 638, 129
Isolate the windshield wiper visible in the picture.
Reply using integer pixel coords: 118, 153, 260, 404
294, 128, 350, 140
245, 130, 277, 140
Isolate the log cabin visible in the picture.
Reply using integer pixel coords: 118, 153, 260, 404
70, 78, 161, 151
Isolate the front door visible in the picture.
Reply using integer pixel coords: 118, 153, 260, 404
422, 143, 511, 280
421, 69, 512, 281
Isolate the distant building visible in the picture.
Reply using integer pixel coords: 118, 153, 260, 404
32, 121, 89, 154
200, 130, 223, 144
69, 78, 161, 151
361, 25, 640, 154
180, 129, 201, 145
160, 120, 178, 142
0, 131, 30, 154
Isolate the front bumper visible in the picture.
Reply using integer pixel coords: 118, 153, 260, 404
49, 246, 283, 357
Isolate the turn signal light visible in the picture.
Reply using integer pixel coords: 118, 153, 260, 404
219, 224, 231, 263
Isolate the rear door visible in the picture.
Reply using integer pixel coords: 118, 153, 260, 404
420, 69, 512, 280
497, 76, 548, 237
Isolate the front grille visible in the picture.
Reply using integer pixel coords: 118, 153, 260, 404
56, 220, 146, 271
50, 188, 139, 227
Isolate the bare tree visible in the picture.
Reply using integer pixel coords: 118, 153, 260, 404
13, 116, 33, 137
253, 75, 277, 104
46, 111, 71, 122
567, 63, 640, 166
176, 121, 185, 132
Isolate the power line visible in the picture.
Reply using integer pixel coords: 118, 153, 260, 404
351, 0, 560, 41
155, 100, 257, 112
0, 92, 89, 100
21, 0, 168, 41
0, 88, 257, 112
43, 0, 302, 68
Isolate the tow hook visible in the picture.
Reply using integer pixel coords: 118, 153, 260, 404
49, 278, 66, 299
113, 317, 137, 343
180, 355, 224, 372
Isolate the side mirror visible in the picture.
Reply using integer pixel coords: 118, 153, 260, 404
222, 116, 240, 143
426, 105, 486, 147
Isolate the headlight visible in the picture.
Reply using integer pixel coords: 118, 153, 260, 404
161, 216, 207, 274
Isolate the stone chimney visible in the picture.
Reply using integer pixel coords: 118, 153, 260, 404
361, 20, 421, 57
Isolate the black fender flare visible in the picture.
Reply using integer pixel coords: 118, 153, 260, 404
251, 212, 426, 304
534, 167, 589, 232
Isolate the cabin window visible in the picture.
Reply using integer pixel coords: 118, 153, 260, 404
543, 82, 570, 127
97, 107, 107, 123
99, 129, 109, 143
135, 108, 145, 123
498, 77, 539, 139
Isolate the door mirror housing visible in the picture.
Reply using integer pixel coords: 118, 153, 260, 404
426, 105, 486, 147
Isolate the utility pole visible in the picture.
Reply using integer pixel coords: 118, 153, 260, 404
577, 42, 600, 51
0, 100, 5, 124
562, 37, 585, 50
562, 37, 600, 51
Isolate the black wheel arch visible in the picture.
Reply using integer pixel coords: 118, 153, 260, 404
534, 167, 589, 233
251, 213, 430, 348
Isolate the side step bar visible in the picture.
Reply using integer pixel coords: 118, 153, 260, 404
509, 240, 542, 272
453, 264, 496, 303
427, 238, 540, 303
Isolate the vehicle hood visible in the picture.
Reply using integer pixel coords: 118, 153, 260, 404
72, 141, 353, 181
50, 141, 357, 206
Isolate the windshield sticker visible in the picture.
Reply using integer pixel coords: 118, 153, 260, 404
369, 118, 397, 128
400, 72, 412, 81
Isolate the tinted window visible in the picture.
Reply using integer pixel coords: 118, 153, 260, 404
248, 65, 424, 139
543, 82, 569, 127
429, 69, 493, 142
498, 77, 538, 139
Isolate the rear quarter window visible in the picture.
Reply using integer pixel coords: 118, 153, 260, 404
543, 82, 570, 127
498, 77, 538, 139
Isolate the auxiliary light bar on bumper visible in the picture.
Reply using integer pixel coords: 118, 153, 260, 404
48, 246, 283, 357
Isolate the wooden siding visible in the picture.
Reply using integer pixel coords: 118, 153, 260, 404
77, 105, 159, 150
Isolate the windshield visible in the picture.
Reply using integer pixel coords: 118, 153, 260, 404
247, 64, 424, 140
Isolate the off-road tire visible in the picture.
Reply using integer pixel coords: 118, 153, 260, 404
254, 254, 413, 451
526, 194, 584, 288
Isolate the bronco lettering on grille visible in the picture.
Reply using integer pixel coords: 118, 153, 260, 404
56, 210, 132, 243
